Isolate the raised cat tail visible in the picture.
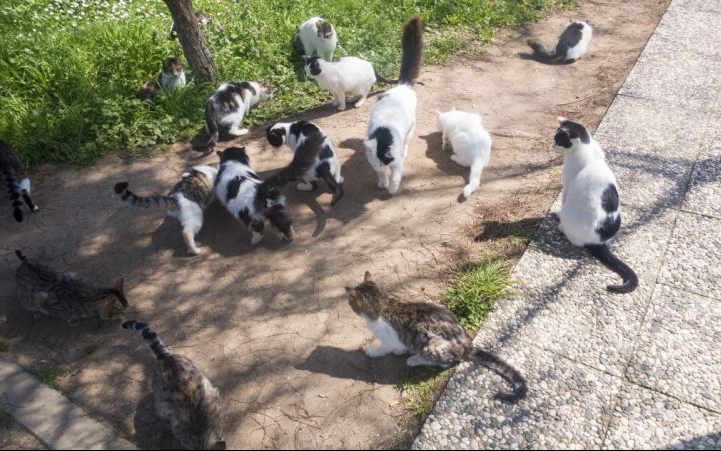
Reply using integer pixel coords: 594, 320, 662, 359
469, 349, 528, 402
526, 39, 557, 62
3, 169, 24, 222
113, 182, 177, 208
205, 98, 220, 149
585, 244, 639, 293
122, 320, 171, 360
398, 16, 423, 86
263, 132, 326, 189
373, 68, 398, 85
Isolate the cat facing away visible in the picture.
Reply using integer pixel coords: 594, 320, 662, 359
266, 120, 344, 206
364, 16, 423, 194
1, 139, 39, 222
526, 21, 593, 64
114, 165, 218, 255
436, 109, 492, 199
346, 271, 528, 402
14, 250, 128, 326
204, 81, 272, 149
135, 57, 187, 101
294, 17, 338, 61
554, 117, 638, 293
122, 320, 225, 450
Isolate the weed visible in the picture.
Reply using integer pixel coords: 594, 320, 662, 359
0, 340, 8, 353
28, 365, 64, 392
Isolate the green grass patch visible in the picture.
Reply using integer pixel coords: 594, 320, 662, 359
0, 340, 8, 353
400, 366, 454, 420
1, 0, 572, 166
28, 365, 64, 392
0, 405, 6, 423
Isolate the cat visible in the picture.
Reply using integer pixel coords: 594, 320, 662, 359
135, 57, 186, 101
14, 250, 128, 326
169, 11, 213, 40
364, 16, 423, 194
113, 165, 218, 256
266, 120, 344, 206
436, 109, 492, 199
204, 81, 272, 149
1, 139, 39, 222
554, 117, 638, 293
122, 320, 225, 450
345, 271, 528, 402
294, 17, 338, 61
526, 21, 593, 64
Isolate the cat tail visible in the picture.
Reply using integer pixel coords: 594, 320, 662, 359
462, 157, 486, 199
398, 16, 423, 86
526, 39, 558, 62
585, 244, 639, 293
113, 182, 177, 208
263, 132, 326, 189
3, 169, 25, 222
14, 249, 28, 262
469, 349, 528, 403
373, 68, 398, 85
122, 320, 171, 360
205, 98, 220, 149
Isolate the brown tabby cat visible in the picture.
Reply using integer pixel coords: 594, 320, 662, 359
1, 139, 39, 222
122, 320, 226, 450
14, 250, 128, 326
345, 271, 528, 402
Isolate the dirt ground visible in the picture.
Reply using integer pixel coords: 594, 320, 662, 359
0, 1, 669, 449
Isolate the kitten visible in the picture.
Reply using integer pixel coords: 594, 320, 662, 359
122, 320, 226, 450
345, 271, 528, 402
1, 139, 39, 222
294, 17, 338, 61
14, 250, 128, 326
436, 109, 492, 199
526, 21, 593, 64
135, 57, 186, 101
364, 16, 423, 194
204, 81, 273, 149
554, 117, 638, 293
135, 79, 160, 101
113, 165, 218, 256
266, 120, 344, 206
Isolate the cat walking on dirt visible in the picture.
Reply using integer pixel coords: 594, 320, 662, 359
526, 21, 593, 64
1, 139, 39, 222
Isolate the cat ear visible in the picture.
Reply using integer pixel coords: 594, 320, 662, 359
364, 271, 372, 282
557, 116, 568, 125
345, 286, 354, 294
115, 278, 124, 293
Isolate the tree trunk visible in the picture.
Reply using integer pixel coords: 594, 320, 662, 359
163, 0, 218, 83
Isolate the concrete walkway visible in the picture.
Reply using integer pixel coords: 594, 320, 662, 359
414, 0, 721, 449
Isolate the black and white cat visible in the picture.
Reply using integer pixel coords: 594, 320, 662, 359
1, 139, 39, 222
204, 81, 273, 149
114, 165, 218, 255
294, 17, 338, 61
346, 271, 527, 402
266, 120, 344, 206
436, 109, 492, 199
526, 21, 593, 64
364, 16, 423, 194
554, 117, 638, 293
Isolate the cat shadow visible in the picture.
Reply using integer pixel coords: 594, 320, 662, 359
474, 217, 545, 242
338, 138, 396, 202
517, 51, 576, 65
132, 392, 183, 450
419, 131, 471, 203
524, 212, 588, 261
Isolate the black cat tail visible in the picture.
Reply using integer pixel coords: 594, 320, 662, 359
14, 249, 28, 262
113, 182, 176, 208
205, 98, 220, 149
263, 132, 326, 189
398, 16, 423, 86
3, 169, 24, 222
585, 244, 639, 293
122, 320, 171, 360
526, 39, 557, 62
469, 349, 528, 403
373, 68, 398, 85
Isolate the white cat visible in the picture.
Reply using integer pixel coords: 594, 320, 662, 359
364, 17, 423, 194
304, 56, 378, 111
158, 57, 186, 90
204, 81, 272, 149
554, 117, 638, 293
527, 21, 593, 64
436, 109, 492, 199
294, 17, 338, 61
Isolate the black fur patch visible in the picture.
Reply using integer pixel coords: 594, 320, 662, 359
559, 119, 591, 144
217, 147, 250, 165
266, 126, 286, 148
554, 129, 572, 148
556, 22, 585, 57
238, 207, 251, 226
305, 56, 322, 76
289, 120, 319, 138
211, 84, 243, 114
226, 175, 245, 203
236, 81, 256, 97
596, 214, 621, 242
320, 144, 333, 160
600, 184, 619, 214
370, 127, 394, 165
251, 219, 265, 234
315, 160, 330, 180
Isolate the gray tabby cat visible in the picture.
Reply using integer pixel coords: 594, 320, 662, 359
346, 271, 527, 402
122, 320, 226, 450
14, 250, 128, 326
1, 139, 39, 222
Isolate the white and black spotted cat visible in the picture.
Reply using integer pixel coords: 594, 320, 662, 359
294, 17, 338, 61
554, 117, 638, 293
346, 271, 528, 402
122, 320, 226, 450
1, 139, 39, 222
526, 21, 593, 64
15, 250, 128, 326
204, 81, 272, 149
266, 120, 344, 206
114, 165, 218, 255
364, 16, 423, 194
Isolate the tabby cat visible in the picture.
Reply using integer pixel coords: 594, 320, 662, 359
1, 139, 39, 222
122, 320, 226, 450
14, 250, 128, 326
346, 271, 528, 402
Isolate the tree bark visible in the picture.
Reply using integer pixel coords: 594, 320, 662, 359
163, 0, 218, 83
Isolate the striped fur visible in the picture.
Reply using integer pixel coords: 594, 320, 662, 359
1, 140, 38, 222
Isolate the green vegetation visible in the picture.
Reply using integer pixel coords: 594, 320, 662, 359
0, 340, 8, 353
400, 366, 454, 420
1, 0, 573, 165
28, 365, 64, 392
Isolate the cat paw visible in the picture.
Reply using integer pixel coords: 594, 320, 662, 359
462, 185, 476, 199
336, 175, 345, 184
31, 205, 39, 212
283, 226, 296, 241
364, 346, 387, 358
332, 99, 340, 107
388, 183, 400, 194
251, 232, 264, 245
406, 355, 430, 367
229, 128, 249, 136
377, 179, 389, 189
354, 98, 367, 108
557, 223, 565, 234
187, 247, 200, 256
296, 181, 315, 191
336, 104, 346, 111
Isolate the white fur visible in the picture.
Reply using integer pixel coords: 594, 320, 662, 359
561, 21, 593, 61
208, 81, 272, 137
362, 316, 408, 357
436, 109, 492, 198
170, 165, 217, 255
160, 69, 186, 91
364, 84, 417, 194
306, 57, 376, 110
297, 17, 338, 61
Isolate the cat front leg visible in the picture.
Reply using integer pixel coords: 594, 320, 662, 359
442, 132, 451, 152
250, 219, 265, 245
388, 160, 405, 194
335, 91, 346, 110
182, 229, 201, 255
375, 168, 389, 190
296, 178, 317, 191
364, 342, 396, 358
406, 354, 432, 367
228, 126, 249, 136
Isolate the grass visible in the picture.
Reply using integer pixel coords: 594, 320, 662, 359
28, 365, 65, 393
0, 340, 8, 353
0, 405, 6, 423
1, 0, 574, 166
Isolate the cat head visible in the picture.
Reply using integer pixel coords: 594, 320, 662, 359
251, 81, 273, 102
136, 79, 159, 101
266, 122, 291, 148
345, 271, 383, 320
98, 278, 129, 320
216, 146, 250, 166
553, 117, 591, 150
316, 19, 334, 39
162, 57, 184, 78
303, 56, 323, 78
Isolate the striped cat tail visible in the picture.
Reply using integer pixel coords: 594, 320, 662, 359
122, 320, 171, 360
469, 348, 528, 403
14, 249, 28, 262
3, 169, 24, 222
114, 182, 177, 208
